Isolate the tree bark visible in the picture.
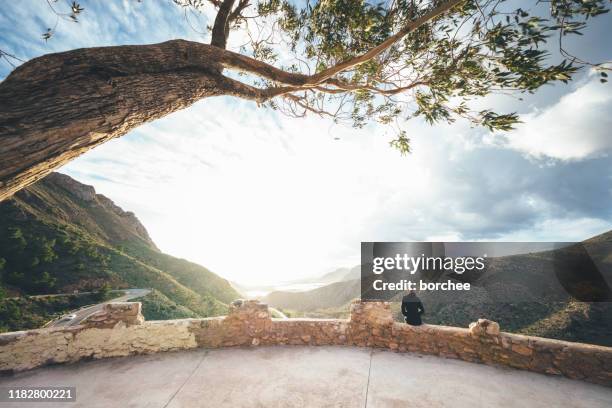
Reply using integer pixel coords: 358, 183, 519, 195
0, 40, 258, 202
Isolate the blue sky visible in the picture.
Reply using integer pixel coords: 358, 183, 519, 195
1, 1, 611, 285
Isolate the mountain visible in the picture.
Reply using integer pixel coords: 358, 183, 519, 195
270, 265, 361, 288
316, 266, 361, 284
305, 265, 361, 284
263, 279, 360, 312
263, 234, 612, 346
259, 265, 361, 312
0, 172, 241, 330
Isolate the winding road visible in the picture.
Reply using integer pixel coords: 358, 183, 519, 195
47, 288, 150, 328
46, 289, 285, 328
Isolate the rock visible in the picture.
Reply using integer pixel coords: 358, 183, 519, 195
48, 172, 95, 201
468, 321, 482, 336
501, 336, 512, 349
485, 321, 500, 336
512, 344, 533, 356
350, 300, 394, 326
81, 302, 144, 329
469, 319, 500, 337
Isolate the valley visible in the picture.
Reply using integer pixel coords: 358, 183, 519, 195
1, 172, 610, 347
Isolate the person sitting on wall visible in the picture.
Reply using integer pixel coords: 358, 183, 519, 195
401, 291, 425, 325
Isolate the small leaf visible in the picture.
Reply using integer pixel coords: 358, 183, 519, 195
42, 28, 53, 41
71, 2, 84, 14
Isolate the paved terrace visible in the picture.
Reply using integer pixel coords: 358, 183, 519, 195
1, 346, 611, 407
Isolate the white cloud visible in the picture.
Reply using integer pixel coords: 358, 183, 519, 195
493, 217, 611, 242
494, 76, 612, 161
62, 95, 612, 285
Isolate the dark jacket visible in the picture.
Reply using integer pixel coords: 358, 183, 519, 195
401, 294, 425, 325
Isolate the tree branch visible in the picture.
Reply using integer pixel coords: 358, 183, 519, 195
323, 78, 429, 95
209, 0, 464, 87
229, 0, 250, 23
307, 0, 465, 85
284, 93, 337, 118
211, 0, 237, 49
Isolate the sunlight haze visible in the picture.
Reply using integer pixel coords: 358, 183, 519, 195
2, 1, 610, 286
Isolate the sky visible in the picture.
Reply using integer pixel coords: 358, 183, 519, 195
1, 1, 611, 286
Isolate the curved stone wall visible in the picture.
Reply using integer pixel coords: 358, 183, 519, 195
1, 300, 611, 386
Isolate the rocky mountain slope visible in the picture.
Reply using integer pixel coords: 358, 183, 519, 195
0, 173, 240, 330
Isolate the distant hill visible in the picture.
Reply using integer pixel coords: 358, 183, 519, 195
263, 234, 612, 346
263, 279, 360, 312
283, 265, 361, 287
315, 266, 360, 284
0, 173, 240, 330
260, 265, 361, 312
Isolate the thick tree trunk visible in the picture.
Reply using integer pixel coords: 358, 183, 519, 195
0, 40, 254, 202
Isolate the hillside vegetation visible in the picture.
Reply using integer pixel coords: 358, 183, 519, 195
0, 291, 117, 332
0, 173, 240, 330
133, 289, 199, 321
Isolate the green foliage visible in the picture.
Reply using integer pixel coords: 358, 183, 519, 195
92, 282, 112, 302
7, 227, 26, 250
519, 301, 612, 346
254, 0, 609, 151
135, 289, 199, 321
0, 293, 103, 333
389, 131, 411, 155
0, 219, 108, 294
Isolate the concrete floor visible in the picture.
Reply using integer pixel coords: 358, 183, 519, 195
1, 346, 611, 408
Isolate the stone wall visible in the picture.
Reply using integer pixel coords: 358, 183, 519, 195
348, 301, 612, 386
1, 299, 610, 386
